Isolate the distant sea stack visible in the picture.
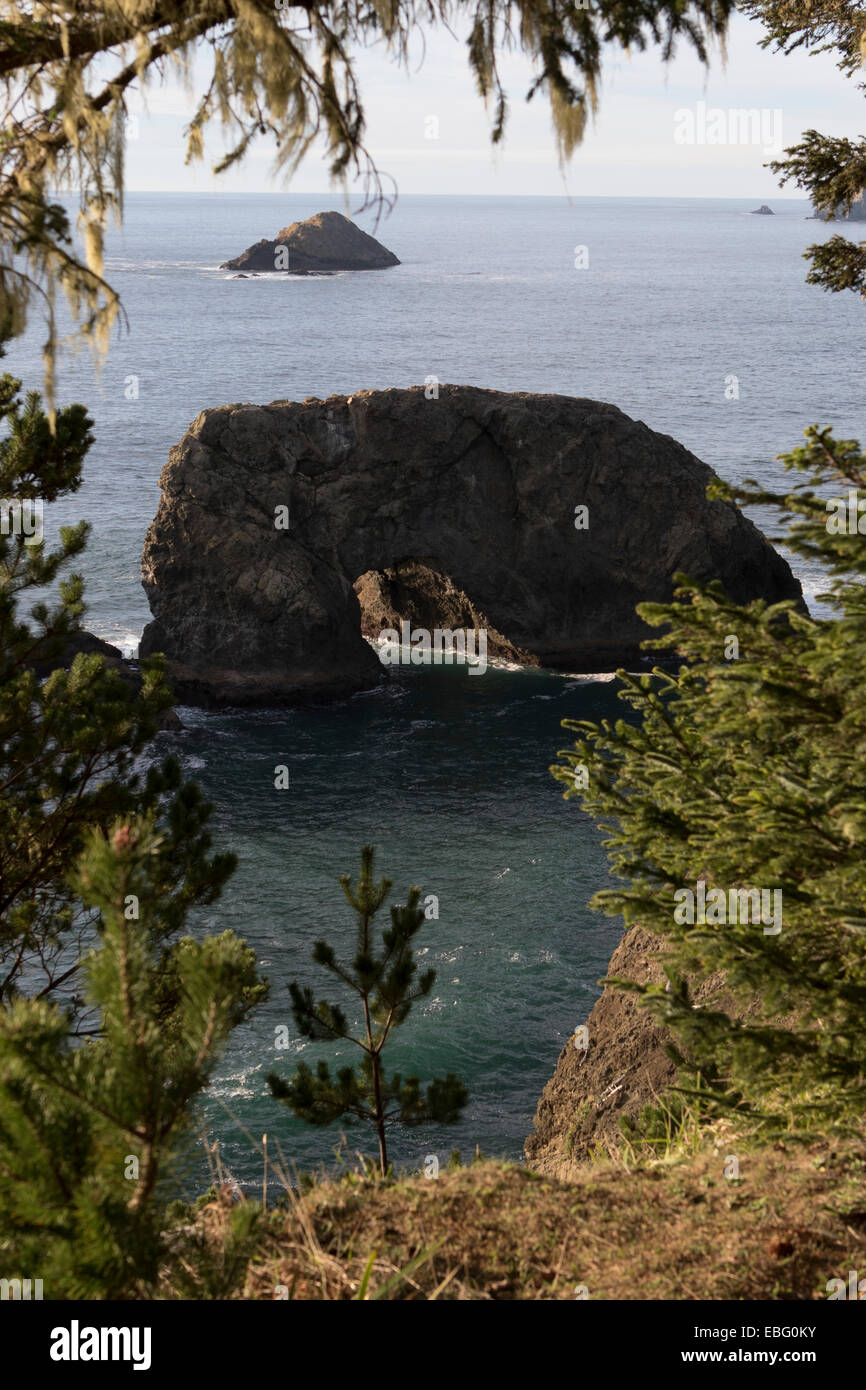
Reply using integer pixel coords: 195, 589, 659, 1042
751, 204, 774, 215
219, 210, 400, 274
140, 386, 802, 708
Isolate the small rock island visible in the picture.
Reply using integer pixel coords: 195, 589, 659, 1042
751, 204, 774, 215
220, 209, 400, 274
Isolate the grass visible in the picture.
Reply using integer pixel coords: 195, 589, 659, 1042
172, 1135, 866, 1300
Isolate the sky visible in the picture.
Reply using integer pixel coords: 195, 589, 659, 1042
120, 10, 862, 200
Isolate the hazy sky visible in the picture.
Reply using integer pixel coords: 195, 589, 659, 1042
123, 11, 862, 199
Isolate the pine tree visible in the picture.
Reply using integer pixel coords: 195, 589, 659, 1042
552, 1, 866, 1143
0, 352, 236, 1016
554, 429, 866, 1136
0, 353, 268, 1295
268, 846, 467, 1177
0, 814, 266, 1298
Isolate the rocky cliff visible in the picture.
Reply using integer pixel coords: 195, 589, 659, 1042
811, 194, 866, 222
524, 928, 705, 1175
524, 923, 798, 1178
140, 385, 802, 706
219, 210, 400, 273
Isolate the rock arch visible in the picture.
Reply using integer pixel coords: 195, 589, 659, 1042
140, 386, 800, 705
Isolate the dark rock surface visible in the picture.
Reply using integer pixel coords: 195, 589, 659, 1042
27, 628, 125, 677
524, 928, 685, 1175
140, 385, 802, 707
219, 210, 400, 274
751, 204, 774, 215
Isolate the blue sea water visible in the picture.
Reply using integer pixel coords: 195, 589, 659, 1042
6, 193, 865, 1190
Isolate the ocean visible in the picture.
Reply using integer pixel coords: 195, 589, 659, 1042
7, 193, 864, 1190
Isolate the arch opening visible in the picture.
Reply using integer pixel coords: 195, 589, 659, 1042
352, 559, 540, 671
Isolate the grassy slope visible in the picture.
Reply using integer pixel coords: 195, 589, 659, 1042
220, 1140, 866, 1300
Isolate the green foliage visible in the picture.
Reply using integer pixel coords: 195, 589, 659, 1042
0, 358, 266, 1296
0, 362, 236, 1015
166, 1197, 263, 1301
553, 428, 866, 1137
618, 1086, 709, 1161
742, 0, 866, 74
268, 845, 467, 1177
0, 817, 266, 1298
803, 231, 866, 297
768, 130, 866, 297
0, 0, 733, 397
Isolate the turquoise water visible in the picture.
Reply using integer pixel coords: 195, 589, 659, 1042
6, 193, 864, 1187
169, 665, 625, 1183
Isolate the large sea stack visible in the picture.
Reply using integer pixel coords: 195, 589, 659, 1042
219, 210, 400, 274
140, 385, 802, 706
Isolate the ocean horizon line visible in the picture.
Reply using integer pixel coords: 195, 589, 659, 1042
49, 188, 815, 204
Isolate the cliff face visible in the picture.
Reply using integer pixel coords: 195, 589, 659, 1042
219, 210, 400, 273
140, 385, 802, 706
524, 924, 799, 1177
813, 195, 866, 223
524, 927, 728, 1176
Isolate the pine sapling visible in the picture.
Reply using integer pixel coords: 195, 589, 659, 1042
268, 846, 467, 1177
